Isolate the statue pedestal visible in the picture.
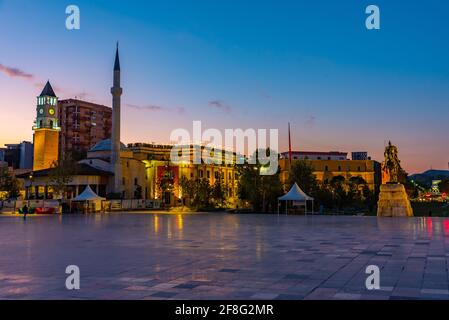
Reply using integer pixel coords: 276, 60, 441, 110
377, 184, 413, 217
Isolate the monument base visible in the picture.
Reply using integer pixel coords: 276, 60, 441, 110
377, 184, 414, 217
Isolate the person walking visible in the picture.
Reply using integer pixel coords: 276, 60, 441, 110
22, 204, 28, 220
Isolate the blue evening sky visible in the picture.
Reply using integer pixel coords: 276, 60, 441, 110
0, 0, 448, 172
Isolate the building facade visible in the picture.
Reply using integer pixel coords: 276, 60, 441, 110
279, 155, 382, 192
58, 99, 112, 160
0, 141, 33, 170
280, 151, 348, 161
128, 143, 239, 206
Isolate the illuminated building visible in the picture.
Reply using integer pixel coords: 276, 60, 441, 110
280, 151, 348, 161
279, 152, 382, 191
32, 81, 61, 171
58, 99, 112, 160
128, 143, 239, 206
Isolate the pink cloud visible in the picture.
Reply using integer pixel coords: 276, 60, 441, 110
208, 100, 232, 113
0, 63, 34, 80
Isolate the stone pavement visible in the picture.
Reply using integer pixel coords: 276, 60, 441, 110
0, 213, 448, 300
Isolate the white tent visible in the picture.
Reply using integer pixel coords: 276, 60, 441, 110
72, 186, 105, 213
73, 185, 105, 201
278, 183, 314, 215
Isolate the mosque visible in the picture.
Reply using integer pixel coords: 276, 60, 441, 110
21, 47, 239, 207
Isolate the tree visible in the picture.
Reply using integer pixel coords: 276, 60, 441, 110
439, 179, 449, 194
288, 160, 319, 195
238, 149, 283, 212
47, 156, 77, 199
330, 175, 346, 188
0, 166, 21, 200
349, 176, 367, 187
179, 176, 213, 209
211, 179, 227, 208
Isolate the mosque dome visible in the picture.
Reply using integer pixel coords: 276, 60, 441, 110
89, 138, 126, 152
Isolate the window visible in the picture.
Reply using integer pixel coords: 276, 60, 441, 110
122, 177, 126, 185
207, 171, 210, 179
134, 178, 138, 186
325, 166, 329, 171
338, 166, 342, 171
215, 172, 219, 179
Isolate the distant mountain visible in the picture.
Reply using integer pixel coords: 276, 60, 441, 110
409, 170, 449, 188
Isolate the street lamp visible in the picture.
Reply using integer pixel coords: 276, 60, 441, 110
28, 173, 34, 200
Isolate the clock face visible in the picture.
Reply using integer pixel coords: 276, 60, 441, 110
48, 108, 55, 115
39, 108, 44, 115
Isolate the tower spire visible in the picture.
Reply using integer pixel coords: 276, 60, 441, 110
111, 43, 123, 196
114, 42, 120, 71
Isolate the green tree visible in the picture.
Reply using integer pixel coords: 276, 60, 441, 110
288, 160, 319, 195
179, 176, 213, 209
0, 166, 21, 199
237, 149, 283, 212
47, 156, 77, 199
211, 179, 227, 208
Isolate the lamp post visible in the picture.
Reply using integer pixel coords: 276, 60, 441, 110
28, 173, 34, 200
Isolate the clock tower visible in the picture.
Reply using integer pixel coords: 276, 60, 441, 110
33, 81, 61, 171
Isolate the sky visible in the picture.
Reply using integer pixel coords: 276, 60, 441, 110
0, 0, 448, 174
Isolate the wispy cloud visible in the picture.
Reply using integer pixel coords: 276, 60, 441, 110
208, 100, 232, 113
305, 115, 317, 127
0, 63, 34, 80
260, 93, 272, 100
127, 103, 185, 114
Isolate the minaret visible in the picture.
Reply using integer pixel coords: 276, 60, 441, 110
111, 44, 123, 195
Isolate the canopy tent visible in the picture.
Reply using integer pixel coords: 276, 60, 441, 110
72, 185, 106, 213
278, 183, 314, 215
72, 185, 105, 201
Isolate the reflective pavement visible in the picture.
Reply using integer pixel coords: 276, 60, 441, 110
0, 213, 448, 300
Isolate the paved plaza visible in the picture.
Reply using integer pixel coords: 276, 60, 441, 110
0, 213, 449, 300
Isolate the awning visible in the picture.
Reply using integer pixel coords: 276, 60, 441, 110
72, 185, 105, 201
278, 183, 314, 201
